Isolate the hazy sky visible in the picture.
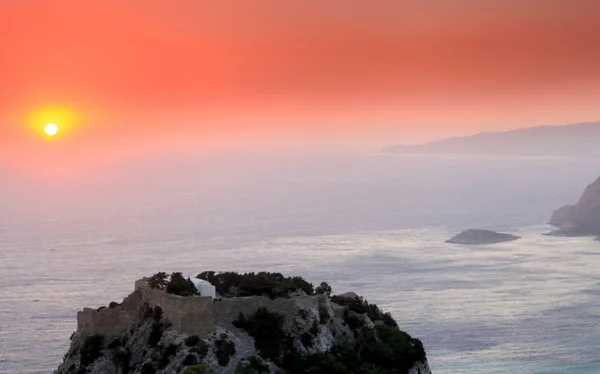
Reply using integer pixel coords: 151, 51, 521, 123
1, 0, 600, 158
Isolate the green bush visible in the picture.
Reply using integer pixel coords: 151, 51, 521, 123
148, 322, 163, 347
233, 307, 286, 361
279, 324, 425, 374
158, 343, 178, 369
112, 347, 131, 373
343, 309, 365, 332
166, 272, 199, 296
184, 363, 214, 374
197, 271, 314, 298
331, 296, 398, 328
185, 335, 201, 347
189, 342, 209, 359
183, 353, 198, 366
318, 306, 330, 324
214, 334, 236, 366
235, 355, 270, 373
80, 334, 105, 367
140, 362, 156, 374
147, 272, 168, 290
315, 282, 333, 296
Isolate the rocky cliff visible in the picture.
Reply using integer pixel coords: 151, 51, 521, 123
549, 175, 600, 239
55, 273, 432, 374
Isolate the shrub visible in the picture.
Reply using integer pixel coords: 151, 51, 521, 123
360, 325, 425, 372
148, 322, 163, 347
158, 343, 178, 369
298, 309, 309, 319
184, 363, 214, 374
343, 309, 365, 332
189, 342, 209, 359
185, 335, 201, 347
152, 306, 163, 322
318, 306, 330, 324
107, 338, 122, 349
183, 353, 198, 366
80, 334, 105, 367
147, 272, 169, 290
282, 324, 425, 374
140, 362, 156, 374
315, 282, 332, 296
112, 348, 131, 372
214, 334, 236, 366
235, 355, 270, 374
300, 332, 313, 348
331, 296, 398, 328
196, 271, 314, 298
248, 356, 269, 372
166, 272, 198, 296
233, 307, 286, 361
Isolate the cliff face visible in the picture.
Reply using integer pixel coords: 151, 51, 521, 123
55, 278, 432, 374
549, 176, 600, 237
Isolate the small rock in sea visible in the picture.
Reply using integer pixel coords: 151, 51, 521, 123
446, 229, 521, 245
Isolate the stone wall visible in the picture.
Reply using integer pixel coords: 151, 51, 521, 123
136, 280, 215, 336
213, 294, 329, 330
76, 289, 141, 337
75, 280, 328, 339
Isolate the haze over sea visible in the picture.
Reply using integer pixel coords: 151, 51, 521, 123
1, 151, 600, 374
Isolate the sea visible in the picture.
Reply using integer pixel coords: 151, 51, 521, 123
1, 150, 599, 374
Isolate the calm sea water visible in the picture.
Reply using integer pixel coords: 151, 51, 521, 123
1, 152, 599, 374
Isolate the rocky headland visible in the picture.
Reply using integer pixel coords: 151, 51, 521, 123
446, 229, 521, 245
55, 271, 431, 374
548, 175, 600, 240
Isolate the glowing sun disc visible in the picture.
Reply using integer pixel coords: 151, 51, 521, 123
44, 123, 59, 136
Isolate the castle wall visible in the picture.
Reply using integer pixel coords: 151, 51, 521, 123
76, 290, 141, 337
213, 294, 329, 330
75, 280, 328, 339
136, 280, 215, 336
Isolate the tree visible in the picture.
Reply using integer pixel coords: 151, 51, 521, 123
166, 272, 198, 296
315, 282, 332, 296
147, 272, 169, 290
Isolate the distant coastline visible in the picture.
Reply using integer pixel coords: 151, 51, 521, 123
385, 121, 600, 158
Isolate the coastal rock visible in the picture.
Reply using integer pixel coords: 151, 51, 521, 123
446, 229, 520, 244
548, 175, 600, 237
55, 274, 432, 374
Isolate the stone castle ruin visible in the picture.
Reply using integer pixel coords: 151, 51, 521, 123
76, 278, 329, 338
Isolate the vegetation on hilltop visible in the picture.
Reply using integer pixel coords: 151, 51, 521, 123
147, 272, 199, 296
331, 295, 398, 328
196, 271, 315, 298
233, 305, 425, 374
61, 271, 428, 373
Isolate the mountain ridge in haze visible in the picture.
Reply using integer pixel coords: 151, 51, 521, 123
385, 121, 600, 158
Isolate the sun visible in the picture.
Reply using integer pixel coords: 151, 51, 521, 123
44, 123, 59, 136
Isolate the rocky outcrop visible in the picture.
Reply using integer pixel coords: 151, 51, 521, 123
446, 229, 520, 244
548, 175, 600, 237
55, 277, 432, 374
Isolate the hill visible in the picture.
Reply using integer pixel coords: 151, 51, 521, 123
55, 271, 431, 374
548, 175, 600, 240
385, 121, 600, 158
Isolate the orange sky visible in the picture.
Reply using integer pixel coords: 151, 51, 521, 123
2, 0, 600, 160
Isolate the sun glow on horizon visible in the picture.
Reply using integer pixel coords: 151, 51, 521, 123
26, 106, 83, 140
44, 123, 58, 136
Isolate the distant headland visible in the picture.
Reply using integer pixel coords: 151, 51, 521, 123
548, 175, 600, 241
385, 121, 600, 158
